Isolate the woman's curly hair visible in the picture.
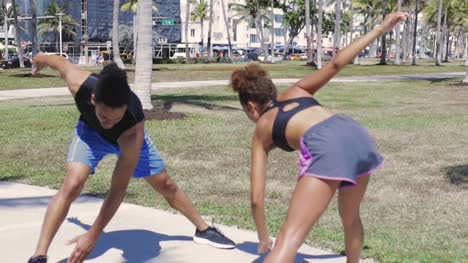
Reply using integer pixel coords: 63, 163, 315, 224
230, 64, 277, 106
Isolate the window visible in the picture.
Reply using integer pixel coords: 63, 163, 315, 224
274, 15, 283, 23
250, 34, 258, 43
275, 28, 284, 37
191, 29, 195, 37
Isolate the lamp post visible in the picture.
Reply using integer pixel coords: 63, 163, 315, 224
56, 12, 65, 56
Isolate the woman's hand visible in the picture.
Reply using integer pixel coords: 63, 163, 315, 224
258, 237, 273, 254
379, 12, 409, 33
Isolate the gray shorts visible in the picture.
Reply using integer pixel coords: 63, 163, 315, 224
298, 115, 384, 188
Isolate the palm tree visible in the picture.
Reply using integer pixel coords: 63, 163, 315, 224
230, 0, 271, 60
333, 0, 342, 56
317, 0, 323, 69
185, 0, 191, 63
133, 0, 153, 110
379, 0, 388, 64
305, 0, 312, 63
11, 0, 24, 67
0, 3, 12, 59
113, 0, 126, 68
31, 0, 38, 57
411, 0, 420, 65
220, 0, 233, 57
394, 0, 402, 64
191, 0, 208, 48
38, 3, 78, 52
435, 0, 443, 65
207, 0, 213, 61
121, 0, 158, 64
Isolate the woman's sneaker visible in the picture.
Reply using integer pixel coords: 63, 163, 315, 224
28, 255, 47, 263
193, 226, 236, 249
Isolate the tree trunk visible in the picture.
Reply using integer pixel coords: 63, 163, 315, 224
435, 0, 443, 65
394, 0, 401, 64
220, 0, 232, 58
442, 0, 449, 62
207, 0, 213, 61
134, 0, 153, 110
305, 0, 312, 63
316, 0, 323, 69
132, 13, 138, 64
333, 0, 341, 56
113, 0, 125, 68
411, 0, 419, 66
11, 0, 24, 67
31, 0, 39, 57
185, 0, 191, 63
379, 0, 387, 65
256, 1, 268, 60
270, 0, 275, 63
200, 18, 204, 48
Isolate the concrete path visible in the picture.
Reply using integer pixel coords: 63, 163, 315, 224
0, 181, 354, 263
0, 72, 464, 101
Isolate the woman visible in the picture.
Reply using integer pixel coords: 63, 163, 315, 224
230, 12, 408, 263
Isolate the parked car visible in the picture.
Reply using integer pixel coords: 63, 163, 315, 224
1, 57, 32, 69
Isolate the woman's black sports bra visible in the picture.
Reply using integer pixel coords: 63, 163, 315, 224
263, 97, 321, 152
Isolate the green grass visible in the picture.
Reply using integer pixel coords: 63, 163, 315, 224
1, 79, 467, 262
0, 59, 465, 90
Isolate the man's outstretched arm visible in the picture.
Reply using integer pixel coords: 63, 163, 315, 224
32, 53, 91, 97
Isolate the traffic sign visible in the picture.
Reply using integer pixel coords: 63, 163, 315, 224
162, 19, 174, 25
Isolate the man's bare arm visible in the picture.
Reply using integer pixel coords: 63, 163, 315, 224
32, 53, 91, 97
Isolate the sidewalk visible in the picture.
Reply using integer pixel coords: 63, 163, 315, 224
0, 72, 464, 101
0, 181, 354, 263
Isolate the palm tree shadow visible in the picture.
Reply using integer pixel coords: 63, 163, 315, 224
57, 217, 192, 262
236, 241, 344, 263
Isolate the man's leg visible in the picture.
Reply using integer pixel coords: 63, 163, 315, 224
32, 163, 90, 258
144, 170, 235, 248
144, 170, 209, 231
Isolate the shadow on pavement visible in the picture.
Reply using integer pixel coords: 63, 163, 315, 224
236, 241, 344, 263
57, 218, 192, 262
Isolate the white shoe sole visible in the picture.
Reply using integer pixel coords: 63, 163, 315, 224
193, 236, 235, 249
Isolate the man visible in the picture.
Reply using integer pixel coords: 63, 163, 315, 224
28, 53, 235, 263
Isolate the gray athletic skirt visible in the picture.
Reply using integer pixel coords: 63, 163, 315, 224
298, 115, 384, 188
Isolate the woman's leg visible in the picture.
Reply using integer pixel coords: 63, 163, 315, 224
265, 176, 340, 263
338, 175, 370, 263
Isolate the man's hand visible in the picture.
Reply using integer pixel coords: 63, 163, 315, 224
257, 237, 273, 254
31, 52, 47, 75
67, 231, 99, 263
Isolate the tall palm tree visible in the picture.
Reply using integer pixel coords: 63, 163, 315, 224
305, 0, 312, 63
31, 0, 38, 56
435, 0, 443, 65
220, 0, 232, 57
134, 0, 153, 110
333, 0, 342, 56
207, 0, 213, 61
38, 3, 78, 51
11, 0, 24, 67
185, 0, 191, 63
411, 0, 419, 65
113, 0, 126, 68
379, 0, 388, 64
394, 0, 402, 64
191, 0, 208, 48
317, 0, 323, 68
0, 3, 12, 59
230, 0, 271, 59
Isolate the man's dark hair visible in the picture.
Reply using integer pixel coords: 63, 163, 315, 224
94, 63, 131, 108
